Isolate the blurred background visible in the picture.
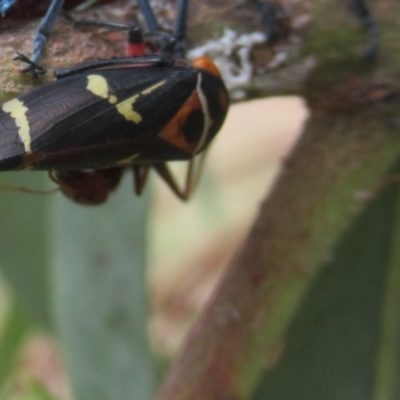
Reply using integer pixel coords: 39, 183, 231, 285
149, 96, 308, 357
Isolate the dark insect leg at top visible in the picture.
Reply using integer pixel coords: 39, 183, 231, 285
0, 0, 16, 16
137, 0, 189, 58
24, 0, 65, 73
136, 0, 161, 32
4, 0, 379, 73
16, 0, 189, 73
173, 0, 189, 58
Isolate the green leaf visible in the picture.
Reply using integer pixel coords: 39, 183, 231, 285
0, 303, 31, 391
0, 172, 51, 327
49, 174, 156, 400
252, 164, 400, 400
2, 379, 59, 400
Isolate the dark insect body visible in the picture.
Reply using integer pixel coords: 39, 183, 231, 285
0, 59, 228, 171
0, 0, 229, 204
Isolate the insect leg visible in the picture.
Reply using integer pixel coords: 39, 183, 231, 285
62, 11, 150, 57
132, 165, 151, 195
0, 0, 16, 16
150, 163, 186, 200
62, 11, 130, 30
136, 0, 161, 33
174, 0, 189, 58
150, 150, 208, 201
14, 0, 64, 73
0, 183, 58, 195
29, 0, 65, 73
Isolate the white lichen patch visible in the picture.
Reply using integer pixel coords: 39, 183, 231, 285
188, 29, 267, 99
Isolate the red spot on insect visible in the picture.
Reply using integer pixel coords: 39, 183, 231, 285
126, 43, 146, 57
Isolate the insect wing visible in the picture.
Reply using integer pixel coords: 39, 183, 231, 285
0, 65, 202, 171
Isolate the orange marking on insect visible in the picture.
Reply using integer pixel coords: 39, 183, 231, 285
191, 57, 220, 77
158, 90, 203, 153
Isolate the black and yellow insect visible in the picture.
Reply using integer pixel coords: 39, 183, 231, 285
0, 0, 229, 204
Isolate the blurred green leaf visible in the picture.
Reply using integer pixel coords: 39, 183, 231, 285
252, 163, 400, 400
2, 379, 59, 400
0, 172, 51, 327
49, 174, 156, 400
0, 303, 31, 391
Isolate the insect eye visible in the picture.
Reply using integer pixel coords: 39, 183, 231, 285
182, 109, 204, 145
